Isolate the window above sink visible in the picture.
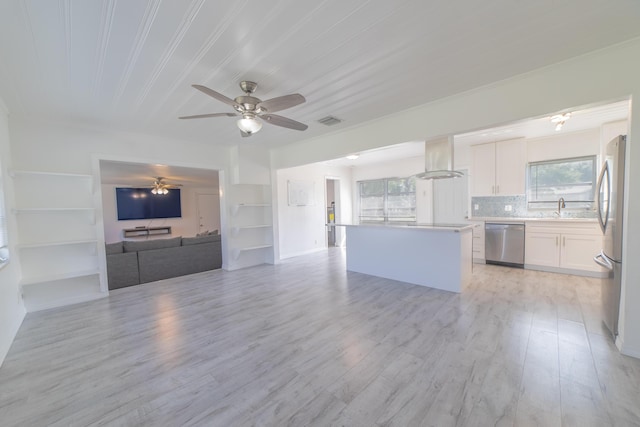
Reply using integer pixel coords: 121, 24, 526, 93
527, 155, 597, 211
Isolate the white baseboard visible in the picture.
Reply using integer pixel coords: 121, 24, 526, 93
524, 264, 606, 278
617, 336, 640, 359
0, 309, 25, 367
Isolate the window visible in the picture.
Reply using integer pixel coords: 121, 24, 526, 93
527, 155, 597, 209
359, 176, 416, 222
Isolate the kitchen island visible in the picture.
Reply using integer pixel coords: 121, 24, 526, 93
337, 223, 473, 293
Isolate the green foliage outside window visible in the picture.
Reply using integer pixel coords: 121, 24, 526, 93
359, 176, 416, 222
527, 156, 596, 209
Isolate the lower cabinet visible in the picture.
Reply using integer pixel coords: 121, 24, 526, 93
525, 221, 603, 275
470, 221, 485, 263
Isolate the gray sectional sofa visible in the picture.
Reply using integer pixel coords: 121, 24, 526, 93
105, 234, 222, 290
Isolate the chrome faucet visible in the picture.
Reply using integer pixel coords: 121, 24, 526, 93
556, 197, 566, 216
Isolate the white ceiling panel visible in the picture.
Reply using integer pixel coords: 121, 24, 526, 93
1, 0, 639, 148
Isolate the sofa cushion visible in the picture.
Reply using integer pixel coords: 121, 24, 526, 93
124, 236, 182, 253
138, 241, 221, 284
105, 242, 123, 254
182, 234, 221, 246
106, 252, 139, 289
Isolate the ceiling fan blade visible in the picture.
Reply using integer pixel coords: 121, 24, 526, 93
258, 94, 305, 113
192, 85, 240, 109
260, 114, 308, 131
179, 112, 238, 119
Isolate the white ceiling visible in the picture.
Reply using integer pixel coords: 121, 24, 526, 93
1, 0, 639, 150
99, 160, 219, 188
325, 100, 630, 167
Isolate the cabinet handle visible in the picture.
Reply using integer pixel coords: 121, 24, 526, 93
492, 185, 495, 194
496, 185, 500, 194
556, 236, 559, 246
563, 236, 565, 247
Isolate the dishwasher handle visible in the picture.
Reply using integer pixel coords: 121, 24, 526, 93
485, 223, 525, 231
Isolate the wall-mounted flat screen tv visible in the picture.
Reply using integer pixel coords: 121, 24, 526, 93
116, 188, 182, 220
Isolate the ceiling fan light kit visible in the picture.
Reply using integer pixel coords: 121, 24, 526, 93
180, 81, 308, 137
550, 112, 571, 131
151, 187, 169, 195
237, 116, 262, 134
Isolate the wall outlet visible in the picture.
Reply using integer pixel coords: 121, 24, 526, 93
504, 205, 513, 212
474, 204, 479, 211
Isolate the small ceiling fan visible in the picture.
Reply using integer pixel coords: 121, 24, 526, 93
139, 177, 182, 195
179, 81, 308, 137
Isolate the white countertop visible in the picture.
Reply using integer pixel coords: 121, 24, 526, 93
333, 222, 474, 232
469, 216, 598, 223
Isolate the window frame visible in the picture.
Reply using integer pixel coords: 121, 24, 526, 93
526, 155, 598, 210
358, 176, 416, 223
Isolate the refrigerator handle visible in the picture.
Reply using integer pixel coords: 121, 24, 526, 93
596, 162, 610, 234
593, 251, 614, 271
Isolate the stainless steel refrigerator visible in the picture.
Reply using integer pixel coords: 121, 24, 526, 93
594, 135, 626, 338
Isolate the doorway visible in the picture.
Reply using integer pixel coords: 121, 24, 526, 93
325, 178, 341, 247
196, 192, 221, 234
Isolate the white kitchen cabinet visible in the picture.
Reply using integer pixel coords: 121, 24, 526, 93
525, 231, 560, 267
471, 139, 526, 196
525, 221, 603, 276
561, 233, 603, 271
469, 221, 485, 263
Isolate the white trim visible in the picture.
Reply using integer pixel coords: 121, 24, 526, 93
279, 247, 326, 260
617, 335, 640, 359
524, 264, 607, 278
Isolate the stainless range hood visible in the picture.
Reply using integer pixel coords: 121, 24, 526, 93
415, 136, 464, 180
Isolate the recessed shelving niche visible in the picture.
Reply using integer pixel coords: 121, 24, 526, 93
10, 169, 106, 311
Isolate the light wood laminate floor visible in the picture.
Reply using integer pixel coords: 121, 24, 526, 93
1, 249, 639, 426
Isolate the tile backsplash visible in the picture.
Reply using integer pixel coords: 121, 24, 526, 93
471, 195, 597, 219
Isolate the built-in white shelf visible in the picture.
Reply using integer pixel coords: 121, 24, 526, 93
23, 289, 106, 312
232, 244, 273, 260
231, 224, 271, 236
20, 269, 100, 286
10, 168, 103, 312
231, 203, 271, 216
10, 170, 93, 179
17, 239, 98, 249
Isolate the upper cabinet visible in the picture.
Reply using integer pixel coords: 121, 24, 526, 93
471, 138, 526, 196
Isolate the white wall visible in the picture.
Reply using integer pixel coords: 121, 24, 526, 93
101, 184, 220, 243
276, 163, 351, 259
0, 102, 26, 366
271, 38, 640, 358
527, 128, 600, 163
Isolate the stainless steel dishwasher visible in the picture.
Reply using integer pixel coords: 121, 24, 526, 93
485, 223, 525, 267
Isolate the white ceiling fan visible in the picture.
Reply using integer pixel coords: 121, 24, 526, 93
179, 81, 308, 137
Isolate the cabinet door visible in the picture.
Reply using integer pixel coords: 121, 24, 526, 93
471, 143, 496, 196
471, 222, 485, 260
560, 234, 603, 272
525, 231, 560, 267
495, 139, 526, 195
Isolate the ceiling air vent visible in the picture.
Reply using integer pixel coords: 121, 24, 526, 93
317, 116, 343, 126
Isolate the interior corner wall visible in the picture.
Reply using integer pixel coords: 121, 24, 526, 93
0, 105, 26, 367
276, 163, 351, 259
270, 38, 640, 357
